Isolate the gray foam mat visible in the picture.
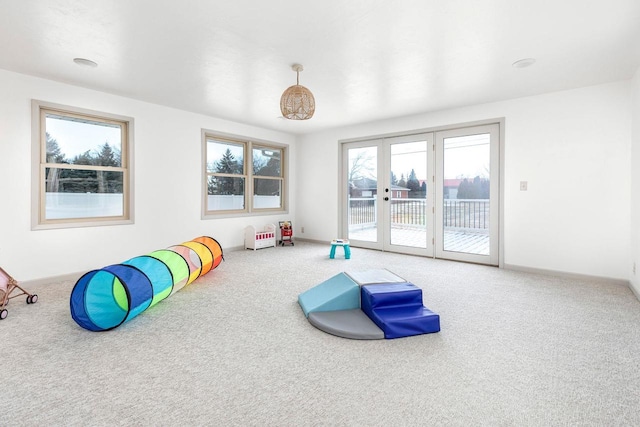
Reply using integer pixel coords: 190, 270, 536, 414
308, 309, 384, 340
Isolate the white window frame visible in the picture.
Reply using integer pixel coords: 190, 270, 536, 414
31, 100, 135, 230
202, 130, 288, 218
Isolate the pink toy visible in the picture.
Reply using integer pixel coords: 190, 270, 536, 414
0, 267, 38, 320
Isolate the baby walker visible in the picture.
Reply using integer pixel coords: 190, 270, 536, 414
279, 221, 294, 246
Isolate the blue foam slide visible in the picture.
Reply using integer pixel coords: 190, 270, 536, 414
361, 283, 440, 339
297, 272, 360, 317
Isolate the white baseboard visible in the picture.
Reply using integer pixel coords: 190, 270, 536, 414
21, 271, 86, 287
629, 280, 640, 301
503, 263, 630, 286
289, 237, 326, 244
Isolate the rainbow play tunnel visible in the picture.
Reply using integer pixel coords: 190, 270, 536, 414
70, 236, 223, 331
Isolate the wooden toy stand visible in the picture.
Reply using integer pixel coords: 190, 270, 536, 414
0, 267, 38, 320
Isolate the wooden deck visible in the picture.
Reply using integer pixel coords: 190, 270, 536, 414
349, 226, 489, 256
443, 229, 489, 255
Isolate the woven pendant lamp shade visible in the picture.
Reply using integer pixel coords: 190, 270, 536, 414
280, 64, 315, 120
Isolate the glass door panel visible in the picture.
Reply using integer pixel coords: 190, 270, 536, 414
435, 124, 500, 265
388, 139, 430, 252
442, 134, 490, 254
345, 144, 381, 247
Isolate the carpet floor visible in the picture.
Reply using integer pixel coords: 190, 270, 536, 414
2, 242, 639, 426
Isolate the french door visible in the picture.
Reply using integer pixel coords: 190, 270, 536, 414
341, 123, 500, 265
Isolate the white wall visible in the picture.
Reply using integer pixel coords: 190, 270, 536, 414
297, 81, 632, 280
0, 70, 296, 281
630, 68, 640, 295
1, 68, 634, 283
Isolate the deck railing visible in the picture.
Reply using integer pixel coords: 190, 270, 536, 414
348, 197, 489, 230
389, 199, 427, 227
443, 199, 489, 229
348, 198, 377, 229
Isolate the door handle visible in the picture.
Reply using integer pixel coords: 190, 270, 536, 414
384, 197, 389, 201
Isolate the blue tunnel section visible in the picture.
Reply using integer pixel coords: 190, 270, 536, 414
70, 265, 153, 331
122, 255, 174, 306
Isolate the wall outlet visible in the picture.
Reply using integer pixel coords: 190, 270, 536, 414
520, 181, 528, 191
301, 226, 305, 233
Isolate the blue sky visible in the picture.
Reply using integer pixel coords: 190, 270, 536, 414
46, 115, 121, 160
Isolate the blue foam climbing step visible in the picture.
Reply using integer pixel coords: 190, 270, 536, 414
361, 282, 424, 308
361, 283, 440, 339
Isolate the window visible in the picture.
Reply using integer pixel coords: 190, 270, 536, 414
206, 138, 246, 212
204, 133, 287, 217
32, 101, 133, 229
253, 145, 283, 209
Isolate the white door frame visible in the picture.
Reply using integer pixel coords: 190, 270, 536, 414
340, 120, 503, 267
341, 139, 384, 251
434, 123, 500, 265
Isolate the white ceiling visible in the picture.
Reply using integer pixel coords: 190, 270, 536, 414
1, 0, 639, 135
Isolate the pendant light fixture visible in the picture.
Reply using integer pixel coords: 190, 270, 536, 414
280, 64, 315, 120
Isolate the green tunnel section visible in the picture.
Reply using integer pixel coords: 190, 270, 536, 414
148, 250, 190, 295
70, 236, 224, 331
